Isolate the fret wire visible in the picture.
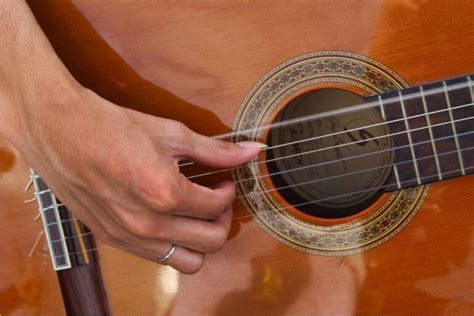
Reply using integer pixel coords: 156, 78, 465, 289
39, 121, 474, 248
31, 110, 471, 210
50, 164, 474, 261
54, 134, 473, 247
205, 79, 474, 141
420, 86, 442, 180
392, 164, 402, 189
379, 95, 401, 188
37, 189, 51, 195
468, 76, 474, 104
46, 215, 79, 228
57, 144, 469, 246
398, 91, 421, 185
36, 81, 474, 262
443, 81, 465, 175
42, 132, 472, 254
38, 79, 474, 264
177, 79, 474, 171
50, 231, 94, 244
228, 117, 473, 187
235, 135, 472, 199
186, 103, 473, 181
40, 203, 64, 213
239, 103, 472, 154
299, 146, 465, 192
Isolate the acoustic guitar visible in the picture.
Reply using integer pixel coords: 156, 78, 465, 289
1, 1, 473, 315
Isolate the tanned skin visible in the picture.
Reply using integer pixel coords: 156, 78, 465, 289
0, 1, 263, 274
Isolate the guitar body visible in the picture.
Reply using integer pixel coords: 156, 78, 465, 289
1, 1, 473, 314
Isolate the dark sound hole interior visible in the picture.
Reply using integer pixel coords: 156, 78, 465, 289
266, 89, 394, 219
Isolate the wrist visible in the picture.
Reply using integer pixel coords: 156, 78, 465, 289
0, 70, 82, 148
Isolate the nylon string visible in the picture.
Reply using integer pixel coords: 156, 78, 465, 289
185, 111, 473, 181
46, 127, 473, 233
32, 78, 474, 261
52, 164, 473, 261
193, 79, 472, 141
49, 141, 474, 252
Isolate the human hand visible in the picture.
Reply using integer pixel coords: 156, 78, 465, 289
0, 1, 264, 274
16, 87, 263, 274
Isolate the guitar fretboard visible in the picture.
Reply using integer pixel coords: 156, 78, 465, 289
371, 75, 474, 191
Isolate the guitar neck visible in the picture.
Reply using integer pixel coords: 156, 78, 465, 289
31, 171, 110, 315
373, 75, 474, 191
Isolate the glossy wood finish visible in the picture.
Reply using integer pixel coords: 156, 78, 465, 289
56, 206, 110, 315
0, 140, 65, 314
57, 263, 110, 316
1, 1, 473, 315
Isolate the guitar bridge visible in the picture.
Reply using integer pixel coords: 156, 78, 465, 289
31, 169, 72, 271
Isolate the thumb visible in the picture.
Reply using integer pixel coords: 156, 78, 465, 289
182, 132, 266, 168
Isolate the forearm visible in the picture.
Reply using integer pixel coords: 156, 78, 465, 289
0, 0, 79, 147
0, 1, 264, 275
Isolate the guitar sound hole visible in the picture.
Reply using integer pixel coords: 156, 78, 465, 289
266, 89, 394, 219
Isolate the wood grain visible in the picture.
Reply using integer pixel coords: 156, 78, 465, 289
1, 1, 473, 315
57, 263, 110, 316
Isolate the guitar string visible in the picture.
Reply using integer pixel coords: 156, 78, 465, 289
43, 127, 471, 230
42, 119, 474, 258
184, 79, 473, 142
35, 102, 473, 227
35, 79, 474, 259
43, 129, 473, 230
185, 113, 473, 182
37, 110, 471, 210
33, 100, 474, 232
43, 130, 474, 245
50, 165, 473, 261
236, 145, 471, 199
180, 100, 474, 171
232, 129, 472, 194
47, 144, 472, 246
178, 79, 473, 169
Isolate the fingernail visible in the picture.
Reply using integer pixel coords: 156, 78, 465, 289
237, 141, 268, 149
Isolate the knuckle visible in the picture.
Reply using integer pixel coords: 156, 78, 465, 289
136, 175, 179, 215
151, 175, 179, 213
125, 218, 153, 238
207, 227, 228, 253
209, 202, 231, 220
177, 253, 205, 275
205, 209, 222, 220
110, 205, 153, 238
166, 121, 188, 142
110, 202, 167, 240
